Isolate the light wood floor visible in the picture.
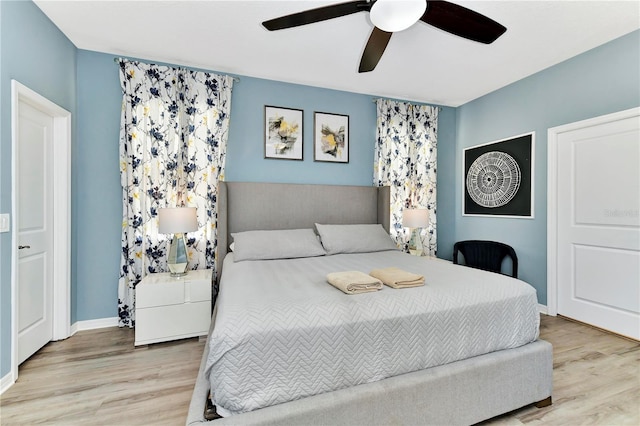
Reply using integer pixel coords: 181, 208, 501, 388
482, 315, 640, 426
1, 315, 638, 425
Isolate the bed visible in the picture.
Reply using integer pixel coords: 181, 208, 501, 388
187, 181, 552, 425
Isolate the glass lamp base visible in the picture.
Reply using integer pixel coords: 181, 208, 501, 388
407, 228, 424, 256
408, 248, 424, 257
168, 265, 188, 277
167, 233, 189, 276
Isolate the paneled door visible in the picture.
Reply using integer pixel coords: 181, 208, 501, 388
16, 101, 55, 364
551, 108, 639, 340
10, 80, 71, 389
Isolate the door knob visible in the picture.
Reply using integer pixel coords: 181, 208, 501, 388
18, 245, 31, 250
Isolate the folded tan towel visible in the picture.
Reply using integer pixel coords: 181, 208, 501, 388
326, 271, 383, 295
369, 267, 425, 289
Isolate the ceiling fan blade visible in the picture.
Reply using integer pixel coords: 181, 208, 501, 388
359, 27, 392, 73
262, 1, 372, 31
421, 0, 506, 44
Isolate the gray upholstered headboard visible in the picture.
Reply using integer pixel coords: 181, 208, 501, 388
216, 181, 390, 283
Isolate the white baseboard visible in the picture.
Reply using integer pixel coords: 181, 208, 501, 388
1, 371, 15, 394
538, 304, 549, 315
70, 317, 119, 335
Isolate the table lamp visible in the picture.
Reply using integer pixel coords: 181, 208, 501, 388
402, 208, 429, 256
158, 207, 198, 277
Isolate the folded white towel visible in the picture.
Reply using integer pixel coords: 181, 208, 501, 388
326, 271, 383, 295
369, 267, 425, 289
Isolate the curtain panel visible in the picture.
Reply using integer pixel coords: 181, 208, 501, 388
374, 99, 438, 256
118, 59, 234, 327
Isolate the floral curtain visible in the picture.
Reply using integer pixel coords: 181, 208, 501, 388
118, 59, 234, 327
373, 99, 438, 256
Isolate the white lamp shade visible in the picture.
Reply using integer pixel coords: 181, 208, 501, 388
369, 0, 427, 32
402, 208, 429, 228
158, 207, 198, 234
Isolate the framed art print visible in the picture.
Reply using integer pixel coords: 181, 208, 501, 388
314, 112, 349, 163
264, 105, 303, 160
463, 132, 534, 218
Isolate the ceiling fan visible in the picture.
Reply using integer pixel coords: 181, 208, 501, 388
262, 0, 506, 73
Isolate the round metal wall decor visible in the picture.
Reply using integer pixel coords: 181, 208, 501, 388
466, 151, 521, 208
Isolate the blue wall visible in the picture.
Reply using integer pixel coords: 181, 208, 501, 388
447, 30, 640, 305
74, 52, 122, 322
0, 0, 77, 378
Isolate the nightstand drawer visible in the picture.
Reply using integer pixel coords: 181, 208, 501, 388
136, 281, 185, 308
136, 270, 212, 308
135, 301, 211, 345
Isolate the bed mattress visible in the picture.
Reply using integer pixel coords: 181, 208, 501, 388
205, 251, 540, 417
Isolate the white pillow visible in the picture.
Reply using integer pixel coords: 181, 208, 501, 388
231, 229, 326, 262
315, 223, 399, 255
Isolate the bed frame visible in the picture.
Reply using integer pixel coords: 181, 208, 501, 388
187, 181, 553, 425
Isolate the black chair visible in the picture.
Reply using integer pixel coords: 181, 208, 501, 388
453, 240, 518, 278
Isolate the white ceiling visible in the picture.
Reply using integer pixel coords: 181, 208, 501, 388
34, 0, 640, 107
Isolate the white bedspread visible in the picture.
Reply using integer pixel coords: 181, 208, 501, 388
205, 251, 540, 417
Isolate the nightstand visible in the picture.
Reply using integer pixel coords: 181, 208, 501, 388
135, 269, 212, 346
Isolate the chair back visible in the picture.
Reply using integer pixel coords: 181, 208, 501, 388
453, 240, 518, 278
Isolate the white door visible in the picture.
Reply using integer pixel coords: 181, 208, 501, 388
555, 110, 640, 340
16, 101, 55, 364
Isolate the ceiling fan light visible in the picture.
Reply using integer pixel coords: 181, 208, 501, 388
370, 0, 427, 32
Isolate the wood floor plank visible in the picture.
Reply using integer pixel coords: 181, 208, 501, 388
0, 329, 205, 425
1, 315, 638, 425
